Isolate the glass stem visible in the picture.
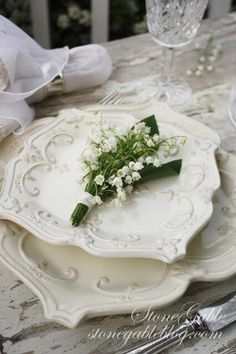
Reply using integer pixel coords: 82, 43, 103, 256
162, 47, 175, 83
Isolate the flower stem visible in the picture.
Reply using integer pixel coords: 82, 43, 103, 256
71, 203, 89, 227
71, 183, 96, 226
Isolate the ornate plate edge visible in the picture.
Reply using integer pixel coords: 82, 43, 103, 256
0, 104, 221, 262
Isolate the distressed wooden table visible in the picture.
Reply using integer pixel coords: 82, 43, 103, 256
1, 13, 236, 354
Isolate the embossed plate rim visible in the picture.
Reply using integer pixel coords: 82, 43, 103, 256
0, 101, 221, 262
0, 148, 235, 328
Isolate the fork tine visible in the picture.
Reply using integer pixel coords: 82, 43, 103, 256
99, 90, 117, 104
228, 105, 236, 129
101, 92, 120, 105
106, 94, 122, 105
99, 90, 121, 105
112, 96, 122, 105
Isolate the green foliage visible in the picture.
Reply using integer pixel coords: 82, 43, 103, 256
50, 0, 91, 48
0, 0, 31, 35
140, 115, 160, 136
110, 0, 147, 40
140, 160, 182, 183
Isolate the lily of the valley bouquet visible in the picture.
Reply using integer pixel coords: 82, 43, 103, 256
71, 115, 186, 226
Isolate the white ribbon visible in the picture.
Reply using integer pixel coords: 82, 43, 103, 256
0, 15, 68, 142
0, 15, 112, 142
0, 15, 69, 103
78, 192, 94, 209
29, 44, 113, 103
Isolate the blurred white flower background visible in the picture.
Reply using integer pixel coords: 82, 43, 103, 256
0, 0, 148, 47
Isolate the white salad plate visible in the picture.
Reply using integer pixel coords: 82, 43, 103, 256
0, 123, 235, 328
0, 101, 221, 262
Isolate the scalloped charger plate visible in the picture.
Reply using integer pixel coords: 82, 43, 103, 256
0, 101, 221, 263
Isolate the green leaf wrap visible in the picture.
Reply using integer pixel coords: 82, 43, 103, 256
140, 114, 159, 135
140, 160, 182, 183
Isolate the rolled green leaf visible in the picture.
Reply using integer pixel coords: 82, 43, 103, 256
139, 160, 182, 183
71, 203, 89, 227
140, 115, 159, 135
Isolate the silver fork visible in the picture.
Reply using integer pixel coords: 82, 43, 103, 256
99, 90, 122, 105
228, 84, 236, 129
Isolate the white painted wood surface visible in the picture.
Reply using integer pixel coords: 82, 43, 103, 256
30, 0, 51, 48
91, 0, 109, 43
1, 11, 236, 354
209, 0, 232, 19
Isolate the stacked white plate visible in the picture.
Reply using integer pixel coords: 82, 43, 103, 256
0, 100, 235, 328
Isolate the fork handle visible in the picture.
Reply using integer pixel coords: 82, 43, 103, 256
118, 318, 204, 354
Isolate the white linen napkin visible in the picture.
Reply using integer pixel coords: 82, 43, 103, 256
29, 44, 113, 103
0, 15, 113, 142
0, 15, 69, 103
0, 100, 35, 141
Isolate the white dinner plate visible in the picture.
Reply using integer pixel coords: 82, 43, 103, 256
0, 101, 220, 262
